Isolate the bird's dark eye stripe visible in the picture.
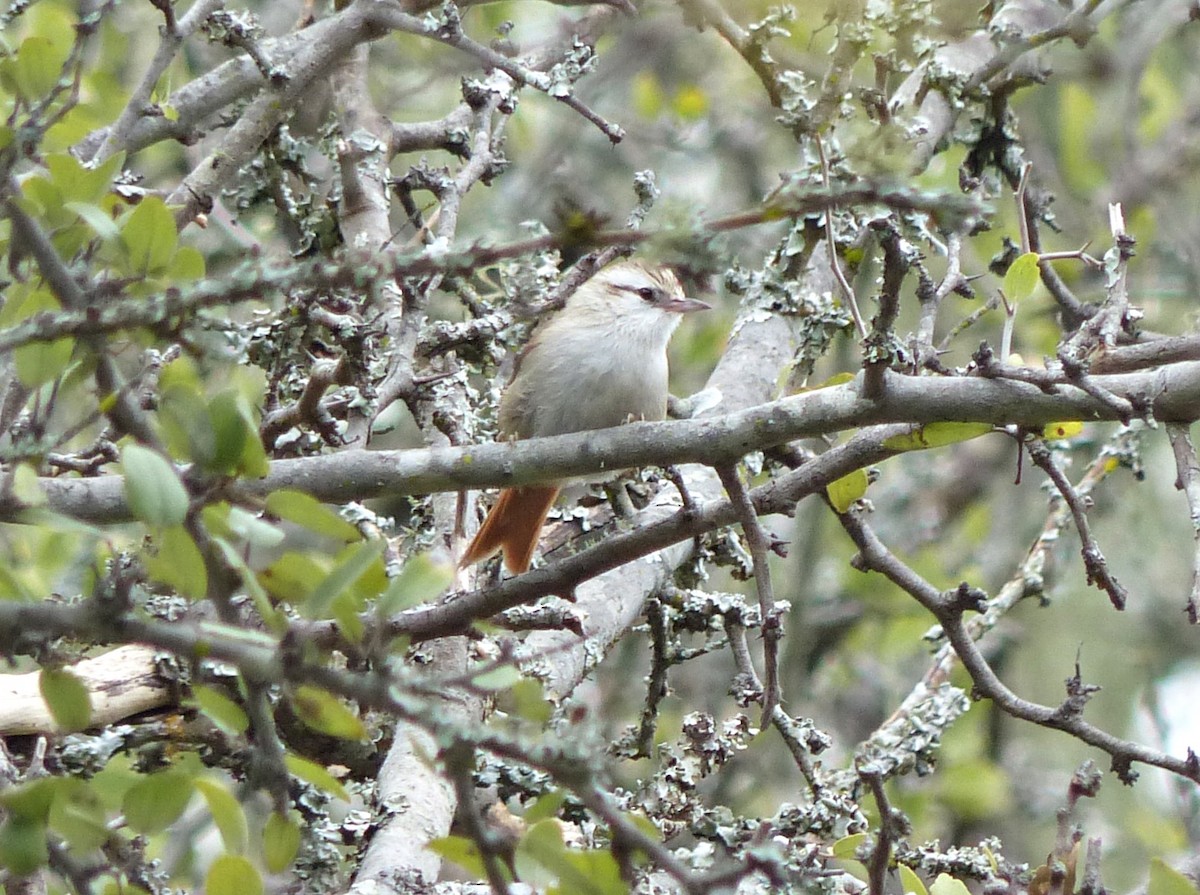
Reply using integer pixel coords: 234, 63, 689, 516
618, 283, 660, 302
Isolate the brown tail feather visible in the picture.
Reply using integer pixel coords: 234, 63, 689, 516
460, 485, 560, 573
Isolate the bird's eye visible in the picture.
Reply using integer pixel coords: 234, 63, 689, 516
636, 286, 657, 302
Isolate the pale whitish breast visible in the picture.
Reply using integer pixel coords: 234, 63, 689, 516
510, 321, 670, 438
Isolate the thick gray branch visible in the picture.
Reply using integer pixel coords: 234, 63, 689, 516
11, 362, 1200, 525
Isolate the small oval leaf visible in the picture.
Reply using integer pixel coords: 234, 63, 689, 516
826, 469, 869, 514
265, 490, 360, 543
1042, 421, 1084, 440
39, 667, 91, 732
1002, 251, 1040, 303
189, 685, 249, 736
122, 771, 194, 834
291, 685, 367, 741
262, 811, 302, 873
206, 853, 263, 895
284, 754, 349, 802
194, 778, 248, 855
122, 443, 189, 528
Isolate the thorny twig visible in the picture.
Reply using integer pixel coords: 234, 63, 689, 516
1024, 438, 1128, 610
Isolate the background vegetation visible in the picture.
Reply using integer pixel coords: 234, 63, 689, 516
2, 0, 1200, 893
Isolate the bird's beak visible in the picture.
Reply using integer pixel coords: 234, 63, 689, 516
660, 296, 711, 314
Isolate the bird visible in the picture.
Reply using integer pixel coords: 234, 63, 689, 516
460, 260, 710, 573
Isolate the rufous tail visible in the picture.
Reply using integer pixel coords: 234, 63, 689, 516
460, 485, 560, 573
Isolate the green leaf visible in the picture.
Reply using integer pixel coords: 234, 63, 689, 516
262, 811, 302, 873
523, 790, 567, 825
122, 443, 189, 528
212, 534, 288, 634
429, 835, 490, 879
157, 360, 215, 464
1002, 252, 1041, 303
826, 468, 868, 514
189, 685, 248, 736
47, 151, 124, 204
284, 754, 350, 802
291, 685, 367, 741
39, 667, 91, 732
831, 832, 868, 859
0, 818, 49, 876
13, 36, 61, 100
120, 196, 177, 275
48, 779, 108, 852
207, 390, 267, 477
507, 678, 553, 725
206, 854, 263, 895
882, 422, 993, 452
260, 552, 328, 604
265, 490, 361, 543
930, 874, 973, 895
9, 288, 74, 389
515, 819, 623, 895
377, 551, 454, 616
304, 540, 385, 619
224, 506, 285, 551
472, 664, 524, 691
899, 864, 929, 895
0, 777, 62, 821
194, 778, 248, 854
122, 771, 195, 834
144, 524, 208, 599
11, 463, 46, 507
65, 200, 119, 240
1149, 859, 1200, 895
168, 245, 205, 281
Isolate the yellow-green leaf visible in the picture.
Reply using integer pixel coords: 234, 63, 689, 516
123, 771, 194, 834
11, 463, 46, 507
831, 832, 868, 859
1148, 858, 1200, 895
206, 854, 262, 895
284, 754, 349, 802
826, 468, 869, 513
265, 490, 361, 543
47, 780, 108, 852
144, 524, 207, 599
305, 540, 385, 619
377, 551, 454, 616
1042, 421, 1083, 440
262, 811, 302, 873
930, 874, 973, 895
429, 835, 490, 879
120, 196, 177, 275
39, 667, 91, 732
194, 778, 248, 854
291, 685, 367, 741
900, 865, 929, 895
0, 817, 49, 876
882, 422, 993, 452
1002, 252, 1040, 303
189, 685, 248, 736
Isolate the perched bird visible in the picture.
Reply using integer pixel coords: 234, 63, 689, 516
460, 261, 710, 573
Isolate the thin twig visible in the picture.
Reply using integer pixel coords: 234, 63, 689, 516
716, 464, 781, 723
859, 766, 900, 895
816, 136, 868, 340
1167, 423, 1200, 623
1024, 438, 1128, 610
